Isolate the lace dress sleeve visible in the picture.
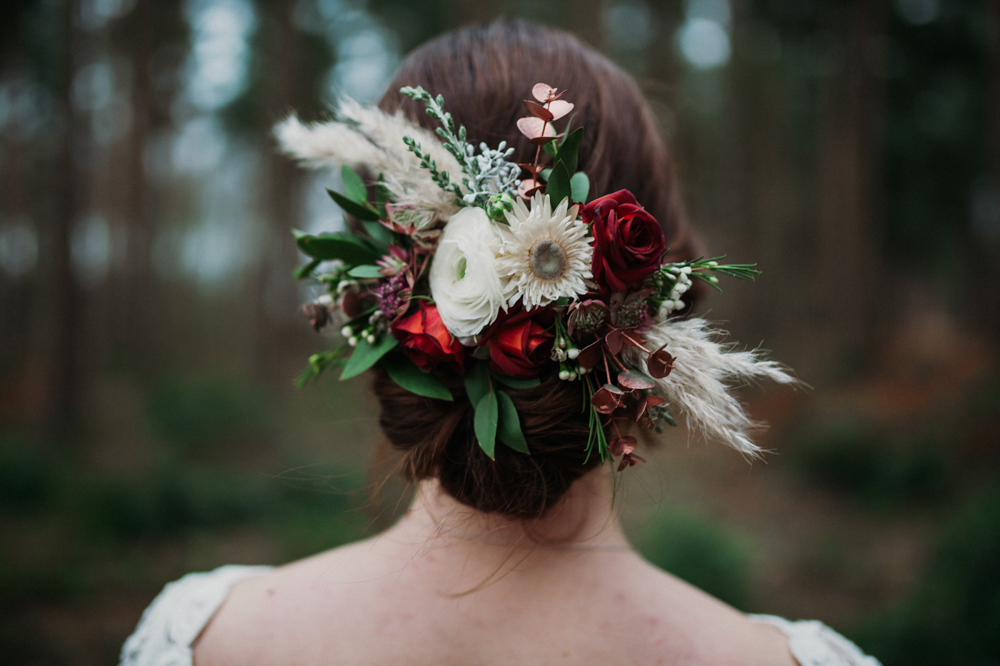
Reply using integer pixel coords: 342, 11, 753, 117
119, 564, 273, 666
748, 614, 882, 666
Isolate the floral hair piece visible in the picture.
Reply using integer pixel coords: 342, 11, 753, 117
276, 84, 796, 466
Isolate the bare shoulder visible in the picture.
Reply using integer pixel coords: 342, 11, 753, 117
192, 537, 387, 666
613, 557, 798, 666
193, 543, 798, 666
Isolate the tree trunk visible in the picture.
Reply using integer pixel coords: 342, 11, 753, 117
46, 0, 83, 445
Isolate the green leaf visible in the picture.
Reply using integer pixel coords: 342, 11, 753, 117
539, 168, 552, 182
293, 229, 380, 265
374, 175, 391, 218
496, 390, 529, 454
347, 264, 384, 279
383, 353, 453, 401
474, 390, 498, 459
341, 165, 368, 203
545, 162, 572, 207
464, 361, 491, 407
554, 127, 584, 176
340, 334, 398, 380
570, 172, 590, 204
296, 347, 348, 388
293, 258, 321, 280
491, 373, 541, 390
327, 189, 382, 222
543, 140, 558, 157
362, 220, 395, 247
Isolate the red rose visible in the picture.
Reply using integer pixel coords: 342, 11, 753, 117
583, 189, 666, 293
391, 302, 465, 374
482, 308, 554, 379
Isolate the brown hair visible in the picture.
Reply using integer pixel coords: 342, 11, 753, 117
374, 19, 700, 519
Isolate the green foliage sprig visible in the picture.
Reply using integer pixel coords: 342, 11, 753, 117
400, 86, 521, 208
401, 135, 464, 201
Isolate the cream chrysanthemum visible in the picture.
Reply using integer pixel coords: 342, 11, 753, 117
497, 193, 593, 310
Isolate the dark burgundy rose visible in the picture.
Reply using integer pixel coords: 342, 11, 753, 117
391, 301, 465, 374
583, 189, 666, 293
481, 308, 554, 379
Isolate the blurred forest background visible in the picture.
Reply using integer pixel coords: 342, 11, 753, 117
2, 0, 999, 663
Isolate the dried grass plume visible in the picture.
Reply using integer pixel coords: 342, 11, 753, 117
274, 98, 462, 221
628, 317, 799, 457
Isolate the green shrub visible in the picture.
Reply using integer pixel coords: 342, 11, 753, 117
636, 509, 751, 609
79, 461, 280, 538
797, 424, 951, 507
146, 379, 275, 452
0, 440, 61, 510
857, 485, 1000, 665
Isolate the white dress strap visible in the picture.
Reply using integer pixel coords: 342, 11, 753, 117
120, 564, 273, 666
748, 614, 882, 666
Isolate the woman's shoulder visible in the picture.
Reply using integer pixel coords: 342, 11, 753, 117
748, 614, 882, 666
620, 558, 881, 666
119, 564, 273, 666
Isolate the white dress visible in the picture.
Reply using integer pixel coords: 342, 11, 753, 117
120, 565, 882, 666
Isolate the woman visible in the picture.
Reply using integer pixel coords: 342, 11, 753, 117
121, 20, 880, 666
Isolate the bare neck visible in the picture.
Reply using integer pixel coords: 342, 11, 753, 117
390, 467, 631, 553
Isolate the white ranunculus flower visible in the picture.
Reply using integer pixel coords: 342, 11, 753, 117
429, 206, 513, 338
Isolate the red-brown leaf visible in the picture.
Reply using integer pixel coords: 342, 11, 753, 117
517, 179, 542, 199
523, 100, 553, 121
617, 452, 646, 472
592, 384, 625, 414
618, 370, 656, 390
547, 99, 574, 121
532, 82, 556, 103
529, 132, 563, 146
516, 117, 554, 141
609, 435, 637, 457
605, 329, 624, 355
635, 393, 648, 421
576, 341, 603, 369
647, 346, 676, 379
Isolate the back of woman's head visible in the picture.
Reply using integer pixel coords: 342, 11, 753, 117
374, 19, 699, 520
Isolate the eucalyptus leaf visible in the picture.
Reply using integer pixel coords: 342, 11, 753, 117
496, 390, 529, 454
546, 162, 572, 207
464, 361, 491, 407
347, 265, 384, 279
327, 189, 382, 222
491, 374, 541, 390
341, 165, 368, 203
340, 334, 398, 380
554, 127, 584, 176
570, 171, 590, 204
293, 229, 380, 265
383, 353, 453, 401
474, 391, 498, 459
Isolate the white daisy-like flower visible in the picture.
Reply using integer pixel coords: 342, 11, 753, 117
497, 193, 593, 310
429, 206, 514, 338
